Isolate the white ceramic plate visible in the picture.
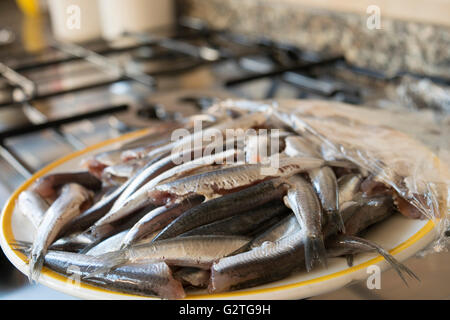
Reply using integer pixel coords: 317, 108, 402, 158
0, 129, 437, 300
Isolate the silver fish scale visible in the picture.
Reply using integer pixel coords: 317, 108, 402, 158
212, 230, 304, 271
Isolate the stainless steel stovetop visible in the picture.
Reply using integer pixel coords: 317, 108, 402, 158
0, 1, 448, 299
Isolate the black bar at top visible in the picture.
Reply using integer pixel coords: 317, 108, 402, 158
0, 104, 128, 142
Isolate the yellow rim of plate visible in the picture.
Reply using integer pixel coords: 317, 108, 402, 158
0, 129, 436, 299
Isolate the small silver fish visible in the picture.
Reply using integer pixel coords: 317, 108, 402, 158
88, 235, 250, 278
338, 174, 362, 205
308, 166, 344, 232
120, 197, 204, 249
32, 171, 101, 200
152, 179, 289, 241
14, 243, 185, 299
149, 156, 326, 205
284, 175, 327, 271
29, 183, 93, 282
248, 214, 300, 249
96, 148, 241, 228
17, 190, 49, 229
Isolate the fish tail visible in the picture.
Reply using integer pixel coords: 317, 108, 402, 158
304, 235, 327, 272
345, 254, 354, 267
330, 210, 346, 233
28, 253, 45, 284
367, 241, 420, 285
10, 241, 32, 256
339, 235, 419, 285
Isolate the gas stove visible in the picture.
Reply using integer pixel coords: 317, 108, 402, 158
0, 11, 449, 298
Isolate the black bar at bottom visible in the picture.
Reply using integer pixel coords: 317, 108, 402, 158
0, 104, 129, 142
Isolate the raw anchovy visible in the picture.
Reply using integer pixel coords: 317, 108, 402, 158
88, 235, 250, 277
209, 193, 398, 293
82, 203, 161, 249
344, 195, 394, 236
179, 201, 289, 237
152, 179, 289, 241
120, 196, 204, 249
284, 175, 327, 271
56, 203, 159, 253
285, 136, 344, 231
17, 190, 49, 229
63, 154, 166, 236
50, 232, 94, 252
170, 112, 268, 154
12, 244, 185, 299
209, 230, 307, 293
87, 261, 186, 299
85, 229, 130, 256
86, 229, 164, 256
148, 156, 327, 205
309, 166, 344, 232
337, 174, 362, 205
103, 148, 241, 228
29, 184, 92, 282
102, 140, 236, 226
109, 151, 172, 212
32, 171, 101, 200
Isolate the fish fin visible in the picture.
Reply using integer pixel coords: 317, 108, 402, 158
345, 254, 354, 267
78, 236, 105, 254
339, 235, 419, 285
368, 242, 420, 285
304, 235, 327, 272
82, 250, 127, 279
119, 228, 139, 250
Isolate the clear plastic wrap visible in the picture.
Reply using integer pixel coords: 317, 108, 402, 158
208, 99, 450, 252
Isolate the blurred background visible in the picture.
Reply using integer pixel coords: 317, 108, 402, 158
0, 0, 448, 299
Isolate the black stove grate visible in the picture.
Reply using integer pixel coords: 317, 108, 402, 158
0, 22, 448, 179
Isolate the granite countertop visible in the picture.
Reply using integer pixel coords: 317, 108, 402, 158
180, 0, 450, 78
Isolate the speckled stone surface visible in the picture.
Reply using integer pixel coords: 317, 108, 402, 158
180, 0, 450, 77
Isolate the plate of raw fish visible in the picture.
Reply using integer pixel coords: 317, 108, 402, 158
1, 99, 446, 300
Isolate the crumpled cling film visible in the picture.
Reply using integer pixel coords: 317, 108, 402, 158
207, 99, 450, 253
